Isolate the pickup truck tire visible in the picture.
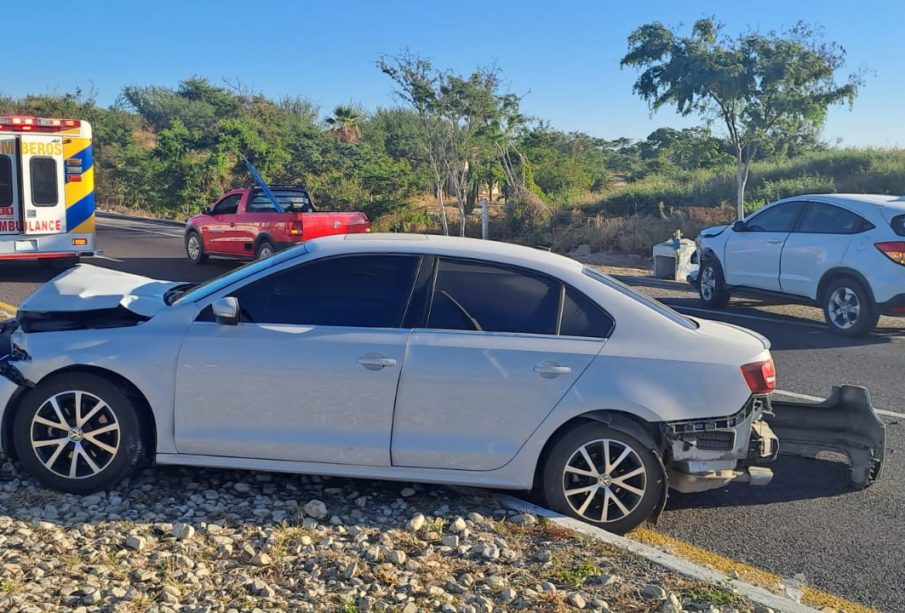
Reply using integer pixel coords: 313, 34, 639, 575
541, 422, 664, 534
256, 240, 275, 259
698, 257, 730, 308
11, 372, 146, 494
185, 231, 208, 265
822, 277, 879, 337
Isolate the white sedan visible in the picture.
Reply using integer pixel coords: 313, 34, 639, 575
0, 234, 875, 533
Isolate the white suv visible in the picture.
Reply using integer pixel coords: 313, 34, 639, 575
695, 194, 905, 336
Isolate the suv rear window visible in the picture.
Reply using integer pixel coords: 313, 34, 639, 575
892, 214, 905, 237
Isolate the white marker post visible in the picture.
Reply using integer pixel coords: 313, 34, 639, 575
481, 198, 489, 240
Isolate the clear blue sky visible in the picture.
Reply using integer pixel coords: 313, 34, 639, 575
5, 0, 904, 146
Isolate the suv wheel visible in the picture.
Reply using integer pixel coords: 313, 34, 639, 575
823, 278, 878, 337
699, 258, 730, 308
256, 241, 275, 259
186, 231, 208, 265
542, 422, 664, 534
12, 373, 147, 493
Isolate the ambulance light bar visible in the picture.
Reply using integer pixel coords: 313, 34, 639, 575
0, 116, 81, 132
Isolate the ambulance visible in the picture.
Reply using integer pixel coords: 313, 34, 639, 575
0, 115, 97, 264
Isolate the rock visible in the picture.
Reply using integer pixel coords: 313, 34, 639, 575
485, 575, 506, 589
304, 499, 328, 520
450, 517, 467, 533
388, 550, 407, 565
233, 482, 252, 494
401, 487, 416, 498
124, 535, 146, 551
402, 604, 418, 613
479, 543, 500, 560
567, 592, 587, 609
251, 552, 272, 566
510, 513, 537, 526
442, 535, 459, 548
248, 579, 275, 598
539, 581, 557, 593
498, 588, 517, 603
641, 584, 667, 600
660, 592, 682, 613
570, 244, 592, 257
171, 522, 195, 540
407, 513, 426, 532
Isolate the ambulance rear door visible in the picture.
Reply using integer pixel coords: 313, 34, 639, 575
0, 135, 20, 234
19, 134, 66, 234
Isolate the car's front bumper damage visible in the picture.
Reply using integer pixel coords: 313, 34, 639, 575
662, 385, 885, 493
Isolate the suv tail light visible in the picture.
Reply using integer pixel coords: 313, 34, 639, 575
740, 359, 776, 394
875, 241, 905, 266
288, 221, 304, 237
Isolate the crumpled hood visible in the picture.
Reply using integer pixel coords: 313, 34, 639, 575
699, 224, 729, 238
19, 264, 178, 317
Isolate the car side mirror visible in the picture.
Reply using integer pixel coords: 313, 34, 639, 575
202, 206, 212, 215
212, 297, 240, 325
732, 220, 747, 232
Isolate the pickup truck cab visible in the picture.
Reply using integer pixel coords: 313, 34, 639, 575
184, 186, 370, 263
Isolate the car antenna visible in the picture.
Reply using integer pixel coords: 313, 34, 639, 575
241, 154, 284, 213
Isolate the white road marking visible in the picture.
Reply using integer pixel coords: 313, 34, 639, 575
93, 255, 124, 263
775, 388, 905, 419
673, 304, 824, 328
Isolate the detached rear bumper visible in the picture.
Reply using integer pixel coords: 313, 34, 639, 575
766, 385, 885, 489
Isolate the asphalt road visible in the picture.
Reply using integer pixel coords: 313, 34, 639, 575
1, 217, 903, 611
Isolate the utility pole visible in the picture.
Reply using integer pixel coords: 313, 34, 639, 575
481, 198, 489, 240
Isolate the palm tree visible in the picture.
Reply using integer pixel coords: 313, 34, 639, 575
326, 105, 363, 143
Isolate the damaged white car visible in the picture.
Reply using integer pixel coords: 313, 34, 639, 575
0, 235, 886, 533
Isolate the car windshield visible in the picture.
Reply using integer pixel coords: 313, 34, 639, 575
583, 267, 698, 329
170, 245, 308, 305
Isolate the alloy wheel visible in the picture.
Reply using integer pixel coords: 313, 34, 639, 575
187, 235, 201, 260
828, 287, 861, 330
30, 391, 120, 479
700, 266, 716, 301
561, 438, 647, 524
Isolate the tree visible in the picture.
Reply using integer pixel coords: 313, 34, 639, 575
621, 18, 863, 218
326, 105, 364, 143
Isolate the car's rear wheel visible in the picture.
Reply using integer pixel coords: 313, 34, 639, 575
185, 231, 208, 265
822, 278, 878, 337
11, 373, 147, 493
256, 240, 275, 259
698, 258, 730, 308
542, 422, 664, 534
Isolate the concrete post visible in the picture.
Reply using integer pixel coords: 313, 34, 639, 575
481, 198, 489, 240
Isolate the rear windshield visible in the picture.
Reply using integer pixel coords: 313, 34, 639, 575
892, 214, 905, 237
249, 189, 315, 212
583, 267, 698, 330
30, 157, 59, 206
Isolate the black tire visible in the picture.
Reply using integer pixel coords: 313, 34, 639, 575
185, 231, 208, 265
11, 372, 147, 494
698, 257, 730, 308
255, 240, 275, 260
822, 277, 878, 337
541, 422, 664, 534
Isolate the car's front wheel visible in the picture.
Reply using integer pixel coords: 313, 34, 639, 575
822, 278, 878, 337
185, 231, 208, 265
698, 258, 730, 308
542, 422, 664, 534
12, 373, 147, 493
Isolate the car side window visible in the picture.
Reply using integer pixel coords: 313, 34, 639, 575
212, 194, 241, 215
745, 202, 804, 233
231, 254, 421, 327
795, 202, 872, 234
560, 286, 615, 338
428, 259, 560, 335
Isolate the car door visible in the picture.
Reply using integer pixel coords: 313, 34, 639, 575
174, 253, 423, 465
391, 258, 612, 471
723, 201, 805, 291
205, 193, 242, 255
780, 202, 871, 299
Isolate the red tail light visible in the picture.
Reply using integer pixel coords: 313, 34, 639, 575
740, 359, 776, 394
875, 241, 905, 266
288, 221, 304, 237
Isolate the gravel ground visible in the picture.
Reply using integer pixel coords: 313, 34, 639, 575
0, 463, 763, 613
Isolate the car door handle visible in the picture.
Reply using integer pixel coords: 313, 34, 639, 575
534, 362, 572, 378
229, 222, 236, 227
768, 238, 783, 245
357, 354, 397, 370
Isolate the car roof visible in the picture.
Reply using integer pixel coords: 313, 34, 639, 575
790, 193, 905, 214
304, 233, 584, 275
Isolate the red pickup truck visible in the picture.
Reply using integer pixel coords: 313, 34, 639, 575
184, 186, 370, 263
